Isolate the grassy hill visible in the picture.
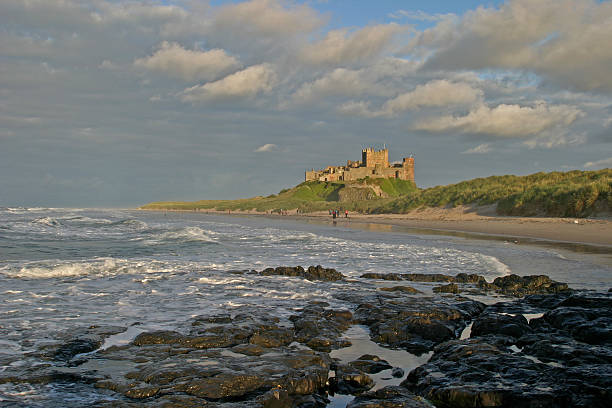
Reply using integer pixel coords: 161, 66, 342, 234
141, 169, 612, 218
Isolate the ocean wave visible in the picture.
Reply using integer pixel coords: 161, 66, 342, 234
1, 258, 179, 279
144, 226, 218, 245
31, 217, 61, 227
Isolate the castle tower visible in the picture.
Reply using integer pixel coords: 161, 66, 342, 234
402, 157, 415, 183
362, 148, 389, 168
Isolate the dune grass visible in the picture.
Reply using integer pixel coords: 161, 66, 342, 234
142, 169, 611, 218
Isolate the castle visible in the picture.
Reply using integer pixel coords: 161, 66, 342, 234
305, 148, 415, 183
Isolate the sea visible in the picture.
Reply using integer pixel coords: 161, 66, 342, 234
0, 207, 610, 406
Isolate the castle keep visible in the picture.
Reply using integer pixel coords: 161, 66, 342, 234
305, 148, 415, 183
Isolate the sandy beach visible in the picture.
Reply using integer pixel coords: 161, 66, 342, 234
178, 205, 612, 248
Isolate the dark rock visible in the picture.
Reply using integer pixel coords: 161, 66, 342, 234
257, 388, 294, 407
391, 367, 405, 378
329, 364, 374, 395
401, 273, 455, 283
180, 373, 265, 399
291, 304, 353, 352
492, 274, 569, 297
471, 313, 532, 339
354, 295, 485, 353
54, 338, 102, 361
361, 273, 402, 281
349, 354, 392, 374
133, 330, 184, 346
404, 292, 612, 408
261, 265, 344, 281
380, 286, 421, 294
432, 283, 459, 294
347, 386, 435, 408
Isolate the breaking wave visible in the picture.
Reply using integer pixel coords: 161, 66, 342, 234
1, 258, 179, 279
144, 226, 218, 245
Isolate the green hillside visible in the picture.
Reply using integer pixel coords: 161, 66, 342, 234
141, 169, 612, 218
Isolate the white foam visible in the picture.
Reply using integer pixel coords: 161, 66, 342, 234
3, 258, 179, 279
145, 226, 217, 244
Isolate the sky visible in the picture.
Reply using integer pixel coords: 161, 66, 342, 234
1, 0, 611, 207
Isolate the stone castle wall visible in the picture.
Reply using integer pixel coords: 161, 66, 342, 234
305, 148, 415, 184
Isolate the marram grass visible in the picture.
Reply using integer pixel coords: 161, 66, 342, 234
142, 169, 611, 218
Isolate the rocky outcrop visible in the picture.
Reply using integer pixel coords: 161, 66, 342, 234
432, 283, 459, 294
349, 354, 392, 374
347, 386, 435, 408
403, 291, 612, 408
380, 285, 421, 294
490, 274, 570, 297
353, 294, 485, 354
261, 265, 344, 281
290, 302, 353, 352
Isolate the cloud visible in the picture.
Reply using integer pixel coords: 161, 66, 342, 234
389, 10, 456, 22
382, 80, 482, 114
411, 0, 612, 92
214, 0, 323, 37
290, 68, 387, 104
134, 42, 240, 82
337, 101, 383, 118
336, 80, 482, 117
301, 24, 405, 65
179, 64, 277, 102
462, 143, 491, 154
254, 143, 279, 152
414, 102, 582, 138
584, 157, 612, 169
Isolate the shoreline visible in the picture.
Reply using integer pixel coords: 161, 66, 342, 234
139, 207, 612, 249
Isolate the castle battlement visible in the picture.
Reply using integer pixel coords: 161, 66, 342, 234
305, 148, 415, 183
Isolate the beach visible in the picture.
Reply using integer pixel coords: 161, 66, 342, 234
169, 206, 612, 248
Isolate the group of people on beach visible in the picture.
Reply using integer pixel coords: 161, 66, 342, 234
330, 209, 348, 219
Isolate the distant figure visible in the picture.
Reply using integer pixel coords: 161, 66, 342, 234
332, 210, 336, 219
345, 210, 348, 218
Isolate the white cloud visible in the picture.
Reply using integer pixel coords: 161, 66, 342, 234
179, 64, 277, 102
414, 102, 582, 138
382, 80, 482, 115
584, 157, 612, 169
337, 101, 384, 118
335, 79, 482, 117
389, 10, 456, 22
254, 143, 279, 152
301, 24, 405, 65
412, 0, 612, 92
290, 68, 386, 104
462, 143, 491, 154
214, 0, 323, 37
134, 42, 240, 82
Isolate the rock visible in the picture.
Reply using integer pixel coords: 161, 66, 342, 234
291, 304, 353, 352
133, 330, 184, 346
404, 291, 612, 408
354, 295, 485, 353
391, 367, 405, 378
492, 274, 569, 297
347, 386, 435, 408
379, 286, 421, 294
329, 363, 374, 395
401, 274, 456, 283
180, 373, 265, 399
349, 354, 392, 374
361, 273, 402, 281
432, 283, 459, 294
471, 313, 532, 339
260, 265, 344, 281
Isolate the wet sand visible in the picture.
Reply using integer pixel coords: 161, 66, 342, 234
176, 206, 612, 248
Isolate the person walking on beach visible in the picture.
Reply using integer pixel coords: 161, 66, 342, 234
345, 210, 348, 218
